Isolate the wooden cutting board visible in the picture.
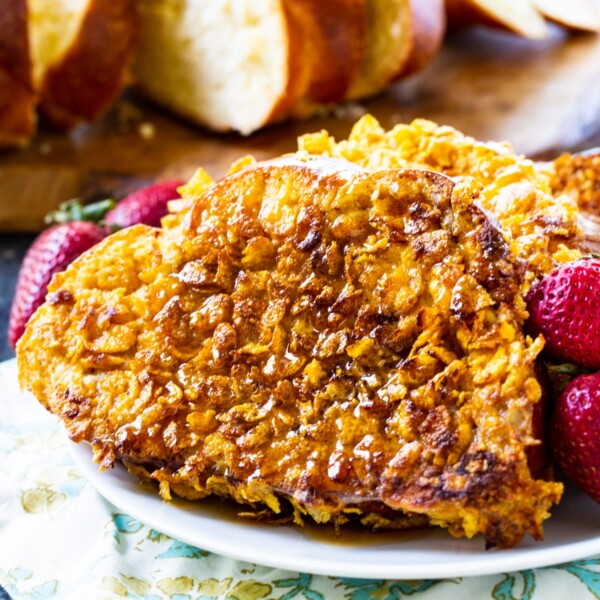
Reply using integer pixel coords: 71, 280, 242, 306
2, 26, 600, 232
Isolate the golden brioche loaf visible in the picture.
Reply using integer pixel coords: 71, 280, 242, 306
133, 0, 445, 134
33, 0, 140, 128
0, 0, 139, 148
0, 0, 36, 149
446, 0, 600, 38
2, 0, 598, 146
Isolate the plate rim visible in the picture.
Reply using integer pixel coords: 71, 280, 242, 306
3, 356, 600, 581
69, 440, 600, 580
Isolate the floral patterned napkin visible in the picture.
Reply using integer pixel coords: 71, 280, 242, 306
1, 358, 599, 600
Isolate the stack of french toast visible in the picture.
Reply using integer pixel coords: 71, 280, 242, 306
16, 115, 600, 548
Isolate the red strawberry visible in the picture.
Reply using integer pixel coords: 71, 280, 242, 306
8, 222, 106, 348
551, 372, 600, 502
104, 179, 184, 230
526, 258, 600, 370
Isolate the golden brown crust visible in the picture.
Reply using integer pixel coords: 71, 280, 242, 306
0, 0, 36, 148
286, 0, 366, 104
39, 0, 140, 129
549, 151, 600, 253
551, 151, 600, 215
445, 0, 488, 29
397, 0, 446, 78
19, 155, 562, 548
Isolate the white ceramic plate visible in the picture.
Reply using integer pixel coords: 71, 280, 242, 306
69, 441, 600, 580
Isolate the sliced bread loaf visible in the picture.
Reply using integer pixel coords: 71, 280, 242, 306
445, 0, 549, 39
133, 0, 444, 133
30, 0, 139, 128
532, 0, 600, 32
0, 0, 36, 148
346, 0, 444, 100
134, 0, 312, 135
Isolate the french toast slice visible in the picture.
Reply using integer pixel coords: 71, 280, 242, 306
299, 115, 582, 280
18, 156, 562, 548
548, 150, 600, 254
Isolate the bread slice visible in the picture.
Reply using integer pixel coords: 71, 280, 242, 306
445, 0, 549, 39
396, 0, 446, 78
29, 0, 139, 128
288, 0, 366, 104
0, 0, 36, 148
134, 0, 312, 135
346, 0, 444, 100
532, 0, 600, 32
134, 0, 444, 133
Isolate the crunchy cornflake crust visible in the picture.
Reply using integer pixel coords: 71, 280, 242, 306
298, 116, 582, 281
547, 151, 600, 254
19, 153, 563, 548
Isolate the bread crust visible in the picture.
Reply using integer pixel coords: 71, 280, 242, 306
39, 0, 140, 129
397, 0, 446, 78
261, 0, 314, 128
0, 0, 36, 148
532, 0, 600, 32
445, 0, 549, 39
345, 0, 410, 100
445, 0, 489, 29
287, 0, 366, 103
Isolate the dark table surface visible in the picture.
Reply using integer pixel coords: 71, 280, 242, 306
0, 234, 35, 362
